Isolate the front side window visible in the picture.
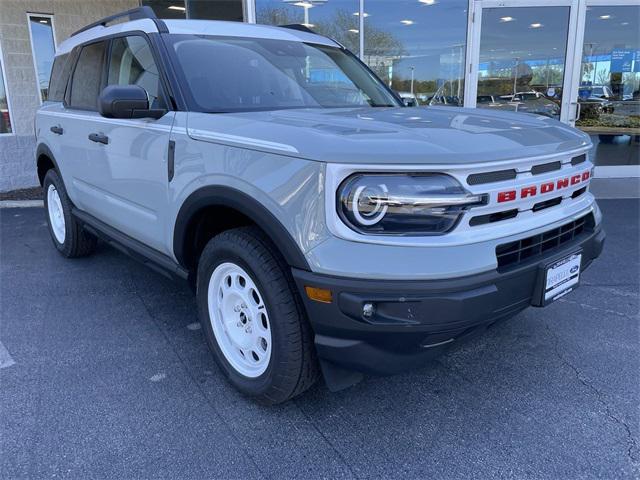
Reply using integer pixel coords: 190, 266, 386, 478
166, 35, 400, 113
108, 36, 161, 107
69, 41, 107, 110
27, 15, 57, 102
0, 44, 12, 133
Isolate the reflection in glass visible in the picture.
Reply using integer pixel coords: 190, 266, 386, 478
143, 0, 243, 20
0, 50, 11, 133
577, 5, 639, 166
257, 0, 359, 53
168, 35, 399, 112
187, 0, 243, 21
477, 7, 569, 119
363, 0, 468, 107
256, 0, 468, 107
142, 0, 187, 18
28, 16, 56, 101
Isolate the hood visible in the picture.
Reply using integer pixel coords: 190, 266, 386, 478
186, 106, 590, 165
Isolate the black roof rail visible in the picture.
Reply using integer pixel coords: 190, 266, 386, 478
279, 24, 316, 34
70, 6, 158, 37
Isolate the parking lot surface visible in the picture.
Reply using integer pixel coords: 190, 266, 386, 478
1, 200, 638, 479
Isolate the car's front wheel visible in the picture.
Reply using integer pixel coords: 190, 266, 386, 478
43, 169, 97, 258
196, 227, 319, 404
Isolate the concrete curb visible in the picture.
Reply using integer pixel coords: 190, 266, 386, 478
0, 200, 44, 209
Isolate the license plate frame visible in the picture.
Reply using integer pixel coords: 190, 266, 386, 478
532, 250, 582, 307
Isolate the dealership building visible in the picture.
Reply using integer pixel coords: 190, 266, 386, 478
0, 0, 638, 192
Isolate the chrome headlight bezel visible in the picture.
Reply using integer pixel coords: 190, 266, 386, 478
336, 172, 485, 236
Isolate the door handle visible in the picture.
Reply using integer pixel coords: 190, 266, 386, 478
570, 101, 581, 122
50, 125, 63, 135
88, 133, 109, 145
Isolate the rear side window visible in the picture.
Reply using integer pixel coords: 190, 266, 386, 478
108, 36, 161, 108
69, 41, 107, 110
48, 54, 72, 102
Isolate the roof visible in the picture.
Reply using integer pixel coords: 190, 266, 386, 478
56, 18, 339, 56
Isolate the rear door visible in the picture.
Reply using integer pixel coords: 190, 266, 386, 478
60, 40, 109, 209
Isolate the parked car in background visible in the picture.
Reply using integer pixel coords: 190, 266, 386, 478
397, 91, 420, 107
579, 86, 615, 113
499, 91, 561, 119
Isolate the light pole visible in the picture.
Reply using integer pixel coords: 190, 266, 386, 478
410, 66, 415, 95
513, 57, 520, 96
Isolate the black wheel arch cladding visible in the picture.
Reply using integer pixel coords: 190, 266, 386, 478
173, 185, 310, 272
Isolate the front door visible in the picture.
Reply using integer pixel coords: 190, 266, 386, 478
84, 34, 175, 253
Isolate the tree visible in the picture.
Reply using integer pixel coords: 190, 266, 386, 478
596, 68, 610, 86
255, 6, 405, 84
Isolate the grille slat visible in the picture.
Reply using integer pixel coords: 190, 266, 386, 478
571, 154, 587, 166
467, 169, 517, 186
531, 161, 562, 175
496, 214, 593, 269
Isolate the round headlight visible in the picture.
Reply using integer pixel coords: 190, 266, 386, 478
337, 173, 484, 235
351, 183, 389, 226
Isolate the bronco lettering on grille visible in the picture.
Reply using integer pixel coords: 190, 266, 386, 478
497, 170, 590, 203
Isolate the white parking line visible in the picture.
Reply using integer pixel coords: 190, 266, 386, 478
0, 341, 16, 369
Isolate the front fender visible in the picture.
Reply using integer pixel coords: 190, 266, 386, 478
173, 185, 312, 271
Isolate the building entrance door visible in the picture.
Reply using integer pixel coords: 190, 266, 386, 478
465, 0, 640, 178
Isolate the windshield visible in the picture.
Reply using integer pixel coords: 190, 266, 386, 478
166, 35, 401, 113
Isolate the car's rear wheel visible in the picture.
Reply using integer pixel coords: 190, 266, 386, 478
196, 226, 319, 404
43, 169, 97, 258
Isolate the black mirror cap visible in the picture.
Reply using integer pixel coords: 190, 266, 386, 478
99, 85, 165, 119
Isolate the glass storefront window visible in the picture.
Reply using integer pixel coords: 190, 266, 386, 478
143, 1, 187, 18
255, 0, 468, 107
577, 5, 639, 167
363, 0, 468, 107
27, 15, 56, 102
143, 0, 243, 21
476, 6, 570, 120
0, 45, 12, 134
256, 0, 360, 52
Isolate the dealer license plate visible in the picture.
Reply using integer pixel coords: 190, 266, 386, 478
543, 252, 582, 304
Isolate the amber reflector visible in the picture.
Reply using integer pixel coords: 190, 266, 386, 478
305, 286, 333, 303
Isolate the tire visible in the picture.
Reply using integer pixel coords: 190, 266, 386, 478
196, 226, 319, 404
43, 169, 97, 258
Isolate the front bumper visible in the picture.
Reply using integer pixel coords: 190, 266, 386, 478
292, 226, 605, 377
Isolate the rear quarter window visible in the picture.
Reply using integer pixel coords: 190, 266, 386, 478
48, 54, 72, 102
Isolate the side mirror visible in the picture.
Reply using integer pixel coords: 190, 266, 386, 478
98, 85, 165, 119
402, 98, 417, 107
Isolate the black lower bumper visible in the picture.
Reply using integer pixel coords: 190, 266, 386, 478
292, 226, 605, 378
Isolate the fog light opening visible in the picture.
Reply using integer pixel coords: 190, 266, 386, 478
362, 303, 375, 318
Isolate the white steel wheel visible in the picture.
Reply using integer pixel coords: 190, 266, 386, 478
207, 262, 272, 378
47, 184, 66, 244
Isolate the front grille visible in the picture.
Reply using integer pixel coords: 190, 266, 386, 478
496, 214, 593, 269
466, 153, 588, 187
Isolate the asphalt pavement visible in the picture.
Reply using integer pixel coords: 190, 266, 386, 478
1, 200, 638, 479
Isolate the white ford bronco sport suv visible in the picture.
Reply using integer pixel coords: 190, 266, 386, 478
36, 7, 605, 404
